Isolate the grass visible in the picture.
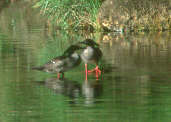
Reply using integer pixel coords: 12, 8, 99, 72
34, 0, 171, 32
34, 0, 102, 31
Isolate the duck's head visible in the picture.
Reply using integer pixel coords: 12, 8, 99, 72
79, 39, 99, 47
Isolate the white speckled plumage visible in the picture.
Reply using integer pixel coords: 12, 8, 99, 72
33, 45, 82, 78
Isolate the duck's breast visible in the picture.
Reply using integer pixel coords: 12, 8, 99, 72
81, 46, 94, 63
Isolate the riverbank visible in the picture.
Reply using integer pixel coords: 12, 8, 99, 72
34, 0, 171, 32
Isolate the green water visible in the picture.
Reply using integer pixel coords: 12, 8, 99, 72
1, 1, 171, 122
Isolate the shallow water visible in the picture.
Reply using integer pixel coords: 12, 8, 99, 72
1, 1, 171, 122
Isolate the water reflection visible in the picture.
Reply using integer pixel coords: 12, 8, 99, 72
42, 77, 103, 106
82, 79, 103, 106
44, 78, 81, 104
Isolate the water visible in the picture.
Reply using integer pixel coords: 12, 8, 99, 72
1, 1, 171, 122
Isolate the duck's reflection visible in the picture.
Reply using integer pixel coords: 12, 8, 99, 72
82, 80, 103, 106
44, 78, 81, 104
43, 77, 103, 105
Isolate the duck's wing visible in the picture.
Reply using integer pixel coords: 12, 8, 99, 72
32, 56, 66, 73
96, 47, 102, 57
94, 47, 102, 62
45, 56, 66, 72
64, 54, 81, 68
49, 56, 65, 66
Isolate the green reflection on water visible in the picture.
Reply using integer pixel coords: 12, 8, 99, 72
1, 1, 171, 122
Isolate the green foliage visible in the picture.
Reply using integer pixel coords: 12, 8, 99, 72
34, 0, 101, 29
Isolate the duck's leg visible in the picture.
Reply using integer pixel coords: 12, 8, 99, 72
88, 65, 101, 75
96, 70, 99, 80
95, 65, 101, 75
57, 73, 60, 79
85, 63, 88, 81
58, 73, 64, 79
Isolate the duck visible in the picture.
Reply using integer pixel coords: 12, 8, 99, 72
78, 39, 102, 80
33, 45, 82, 78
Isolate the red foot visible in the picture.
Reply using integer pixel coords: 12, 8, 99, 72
88, 66, 101, 75
85, 64, 102, 80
